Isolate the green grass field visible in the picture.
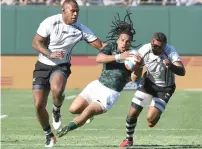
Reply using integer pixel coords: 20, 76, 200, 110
1, 89, 202, 149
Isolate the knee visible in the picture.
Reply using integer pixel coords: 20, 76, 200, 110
147, 122, 155, 127
69, 106, 79, 114
52, 87, 63, 99
34, 101, 46, 113
129, 103, 143, 118
146, 114, 159, 128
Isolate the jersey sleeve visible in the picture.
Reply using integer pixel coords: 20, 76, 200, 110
137, 44, 150, 66
137, 44, 150, 58
168, 46, 181, 63
36, 17, 52, 38
80, 24, 98, 42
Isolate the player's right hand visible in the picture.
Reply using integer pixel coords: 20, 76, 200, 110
163, 59, 171, 68
120, 51, 134, 60
49, 51, 64, 59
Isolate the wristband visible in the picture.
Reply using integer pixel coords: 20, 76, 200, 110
115, 54, 121, 62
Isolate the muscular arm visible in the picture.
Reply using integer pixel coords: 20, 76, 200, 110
96, 50, 133, 63
88, 39, 107, 50
32, 33, 49, 55
96, 53, 116, 63
170, 61, 186, 76
131, 67, 143, 82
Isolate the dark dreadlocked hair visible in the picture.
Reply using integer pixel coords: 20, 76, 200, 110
106, 10, 139, 48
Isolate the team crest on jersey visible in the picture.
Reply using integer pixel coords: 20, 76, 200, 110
62, 31, 69, 34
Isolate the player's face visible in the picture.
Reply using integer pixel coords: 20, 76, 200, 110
117, 34, 131, 52
151, 39, 165, 55
62, 2, 79, 24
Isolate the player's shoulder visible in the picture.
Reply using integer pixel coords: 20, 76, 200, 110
107, 42, 117, 49
42, 14, 62, 25
77, 22, 94, 33
137, 43, 151, 56
164, 44, 177, 54
139, 43, 151, 51
102, 42, 116, 50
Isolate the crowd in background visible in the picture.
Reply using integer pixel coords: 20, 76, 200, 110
1, 0, 202, 8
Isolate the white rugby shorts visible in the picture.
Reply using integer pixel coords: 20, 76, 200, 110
79, 80, 120, 112
132, 90, 167, 112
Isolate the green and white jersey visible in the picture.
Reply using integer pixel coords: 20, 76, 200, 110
98, 43, 132, 92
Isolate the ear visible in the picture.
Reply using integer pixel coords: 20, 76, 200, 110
62, 9, 64, 12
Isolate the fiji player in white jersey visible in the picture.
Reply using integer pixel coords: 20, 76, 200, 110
32, 0, 106, 147
119, 32, 186, 147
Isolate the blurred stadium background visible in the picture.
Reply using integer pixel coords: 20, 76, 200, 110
1, 2, 202, 149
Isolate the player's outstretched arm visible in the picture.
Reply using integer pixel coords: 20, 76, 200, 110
88, 39, 107, 50
96, 53, 117, 63
96, 51, 133, 64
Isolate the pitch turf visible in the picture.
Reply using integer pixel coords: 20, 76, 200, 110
1, 89, 202, 149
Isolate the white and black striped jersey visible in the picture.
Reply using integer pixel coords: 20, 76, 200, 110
36, 14, 97, 66
138, 43, 181, 87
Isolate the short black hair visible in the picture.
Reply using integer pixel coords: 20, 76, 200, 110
62, 0, 78, 7
106, 11, 139, 48
152, 32, 167, 44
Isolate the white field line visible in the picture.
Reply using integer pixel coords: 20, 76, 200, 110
65, 95, 77, 100
184, 88, 202, 92
2, 143, 202, 147
0, 115, 8, 119
1, 144, 113, 146
2, 128, 201, 131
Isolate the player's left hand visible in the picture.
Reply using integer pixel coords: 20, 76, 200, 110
163, 59, 171, 68
134, 53, 142, 64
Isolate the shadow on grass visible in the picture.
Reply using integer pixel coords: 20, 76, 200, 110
1, 140, 19, 143
128, 144, 202, 149
56, 144, 202, 148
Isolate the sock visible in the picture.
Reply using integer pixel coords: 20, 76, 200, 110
43, 125, 52, 136
126, 116, 137, 141
67, 121, 78, 131
53, 104, 61, 112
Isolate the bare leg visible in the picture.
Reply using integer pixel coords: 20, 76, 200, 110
147, 106, 161, 127
119, 103, 143, 147
50, 72, 67, 130
33, 89, 50, 130
50, 73, 67, 107
69, 95, 89, 114
73, 102, 103, 126
57, 102, 103, 138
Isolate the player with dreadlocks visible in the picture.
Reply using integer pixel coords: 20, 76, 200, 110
56, 11, 142, 138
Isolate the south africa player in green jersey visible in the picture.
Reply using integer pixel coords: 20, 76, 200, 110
57, 11, 142, 138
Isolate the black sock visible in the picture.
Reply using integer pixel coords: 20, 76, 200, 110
43, 125, 52, 136
53, 104, 61, 112
126, 116, 137, 141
